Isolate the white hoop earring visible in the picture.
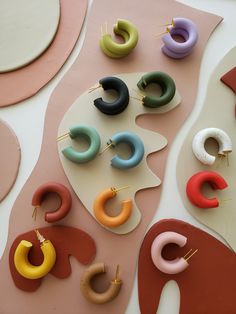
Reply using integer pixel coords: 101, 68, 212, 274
192, 128, 232, 165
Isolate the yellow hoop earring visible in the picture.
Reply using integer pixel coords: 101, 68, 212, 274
100, 19, 138, 58
14, 230, 56, 280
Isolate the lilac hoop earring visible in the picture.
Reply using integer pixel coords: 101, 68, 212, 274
161, 17, 198, 59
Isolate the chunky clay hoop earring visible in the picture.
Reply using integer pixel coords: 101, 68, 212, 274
93, 187, 132, 228
60, 124, 101, 164
137, 71, 176, 108
31, 182, 72, 223
80, 263, 122, 304
103, 131, 144, 169
100, 19, 138, 58
186, 171, 228, 208
93, 76, 129, 115
161, 17, 198, 59
151, 231, 198, 274
14, 230, 56, 280
192, 127, 232, 166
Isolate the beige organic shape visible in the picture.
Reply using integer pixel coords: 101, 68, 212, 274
177, 47, 236, 251
57, 72, 181, 234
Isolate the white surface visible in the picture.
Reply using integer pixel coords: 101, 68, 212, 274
0, 0, 60, 72
0, 0, 235, 313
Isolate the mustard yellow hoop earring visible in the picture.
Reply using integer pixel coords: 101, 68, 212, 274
14, 230, 56, 280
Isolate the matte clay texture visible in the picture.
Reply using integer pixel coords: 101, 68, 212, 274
58, 72, 181, 234
0, 119, 21, 201
0, 0, 221, 313
0, 0, 60, 73
176, 47, 236, 251
9, 226, 96, 292
138, 219, 236, 314
0, 0, 87, 107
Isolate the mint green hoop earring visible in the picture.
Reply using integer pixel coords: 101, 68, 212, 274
62, 125, 101, 164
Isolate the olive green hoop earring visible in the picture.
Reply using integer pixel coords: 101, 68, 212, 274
137, 71, 176, 108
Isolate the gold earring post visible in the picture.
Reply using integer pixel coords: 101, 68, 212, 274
114, 186, 130, 193
34, 229, 46, 243
184, 249, 198, 262
99, 141, 115, 155
88, 84, 102, 93
57, 133, 70, 142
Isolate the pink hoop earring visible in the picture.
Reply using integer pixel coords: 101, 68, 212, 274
151, 231, 198, 274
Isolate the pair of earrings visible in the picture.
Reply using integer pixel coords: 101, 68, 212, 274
14, 230, 122, 304
90, 72, 177, 113
58, 125, 145, 169
192, 127, 232, 167
100, 19, 138, 58
160, 17, 198, 59
32, 182, 132, 228
151, 231, 198, 274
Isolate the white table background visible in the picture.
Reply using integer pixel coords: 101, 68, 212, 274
0, 1, 235, 313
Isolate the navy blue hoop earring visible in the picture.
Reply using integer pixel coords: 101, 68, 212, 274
93, 77, 129, 115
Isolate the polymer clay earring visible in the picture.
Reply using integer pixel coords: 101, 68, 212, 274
58, 124, 101, 164
31, 182, 72, 222
100, 19, 138, 58
186, 171, 228, 208
192, 128, 232, 166
92, 76, 129, 115
151, 231, 198, 274
161, 17, 198, 59
137, 71, 176, 108
101, 131, 144, 169
80, 263, 122, 304
93, 186, 132, 228
14, 230, 56, 280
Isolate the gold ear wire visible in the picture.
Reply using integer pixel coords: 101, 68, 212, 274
225, 152, 230, 167
105, 21, 108, 34
113, 265, 121, 283
88, 84, 102, 93
131, 96, 143, 102
112, 186, 130, 193
183, 248, 198, 262
34, 229, 46, 243
159, 19, 174, 27
219, 198, 231, 207
32, 205, 40, 221
156, 28, 170, 37
130, 88, 144, 103
101, 22, 108, 36
57, 133, 70, 142
99, 141, 114, 155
